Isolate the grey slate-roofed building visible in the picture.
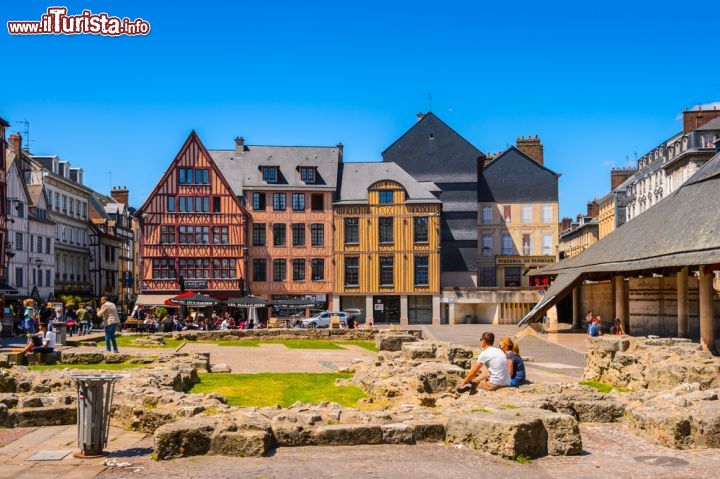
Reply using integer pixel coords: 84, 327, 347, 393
210, 138, 341, 310
522, 151, 720, 353
382, 112, 482, 287
478, 145, 560, 290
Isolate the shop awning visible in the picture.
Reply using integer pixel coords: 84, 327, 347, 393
135, 294, 178, 307
272, 298, 322, 308
226, 296, 270, 308
169, 293, 219, 307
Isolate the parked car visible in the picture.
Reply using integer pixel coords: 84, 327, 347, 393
301, 311, 348, 329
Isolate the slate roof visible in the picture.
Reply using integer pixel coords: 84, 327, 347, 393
334, 162, 441, 205
210, 145, 342, 195
382, 112, 483, 183
696, 116, 720, 131
479, 146, 560, 203
520, 150, 720, 325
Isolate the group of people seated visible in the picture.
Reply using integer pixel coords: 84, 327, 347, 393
20, 323, 57, 364
133, 310, 254, 333
586, 310, 625, 337
456, 332, 526, 393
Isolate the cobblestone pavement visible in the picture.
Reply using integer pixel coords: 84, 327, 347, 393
94, 423, 720, 479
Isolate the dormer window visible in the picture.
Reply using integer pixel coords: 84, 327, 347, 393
262, 166, 278, 183
300, 166, 316, 183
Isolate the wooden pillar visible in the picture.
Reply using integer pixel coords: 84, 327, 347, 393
699, 267, 716, 353
614, 275, 628, 333
572, 287, 582, 330
676, 267, 689, 338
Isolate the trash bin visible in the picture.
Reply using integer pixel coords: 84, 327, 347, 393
70, 374, 124, 458
53, 321, 68, 346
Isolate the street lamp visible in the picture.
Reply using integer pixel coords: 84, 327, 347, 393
34, 258, 43, 294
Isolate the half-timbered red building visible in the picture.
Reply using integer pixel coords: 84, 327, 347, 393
136, 132, 248, 304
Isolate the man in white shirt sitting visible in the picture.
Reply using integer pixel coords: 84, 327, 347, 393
22, 323, 56, 364
457, 331, 511, 392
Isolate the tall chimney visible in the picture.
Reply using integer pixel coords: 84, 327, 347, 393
682, 106, 720, 134
516, 134, 544, 165
234, 136, 245, 156
111, 185, 129, 207
560, 217, 573, 233
586, 200, 600, 218
610, 168, 636, 190
9, 133, 22, 153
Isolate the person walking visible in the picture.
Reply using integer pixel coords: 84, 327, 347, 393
97, 296, 120, 353
22, 299, 37, 334
76, 304, 89, 335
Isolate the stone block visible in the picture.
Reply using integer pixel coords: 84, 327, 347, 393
272, 423, 313, 447
60, 351, 104, 364
446, 412, 547, 459
375, 333, 417, 352
517, 408, 582, 456
0, 393, 18, 408
381, 423, 414, 444
409, 420, 446, 442
3, 405, 76, 428
154, 417, 218, 459
550, 399, 625, 423
625, 407, 693, 449
401, 342, 436, 360
103, 353, 131, 364
414, 362, 465, 394
313, 424, 383, 446
210, 430, 271, 457
0, 370, 17, 393
209, 364, 232, 373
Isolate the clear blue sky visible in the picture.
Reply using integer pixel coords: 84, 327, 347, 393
2, 0, 719, 217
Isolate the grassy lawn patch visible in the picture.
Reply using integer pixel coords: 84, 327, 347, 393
265, 339, 344, 350
97, 335, 186, 349
580, 380, 630, 393
215, 339, 377, 351
216, 339, 261, 347
190, 372, 367, 407
29, 362, 147, 371
338, 340, 379, 352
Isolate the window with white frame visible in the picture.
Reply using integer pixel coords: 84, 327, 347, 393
501, 233, 513, 255
521, 205, 533, 224
481, 234, 493, 256
542, 205, 553, 224
542, 233, 553, 255
481, 206, 492, 224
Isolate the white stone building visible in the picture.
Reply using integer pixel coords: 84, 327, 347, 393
625, 108, 720, 222
5, 151, 56, 299
28, 155, 92, 298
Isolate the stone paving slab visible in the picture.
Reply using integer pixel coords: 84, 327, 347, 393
92, 423, 720, 478
0, 425, 147, 478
